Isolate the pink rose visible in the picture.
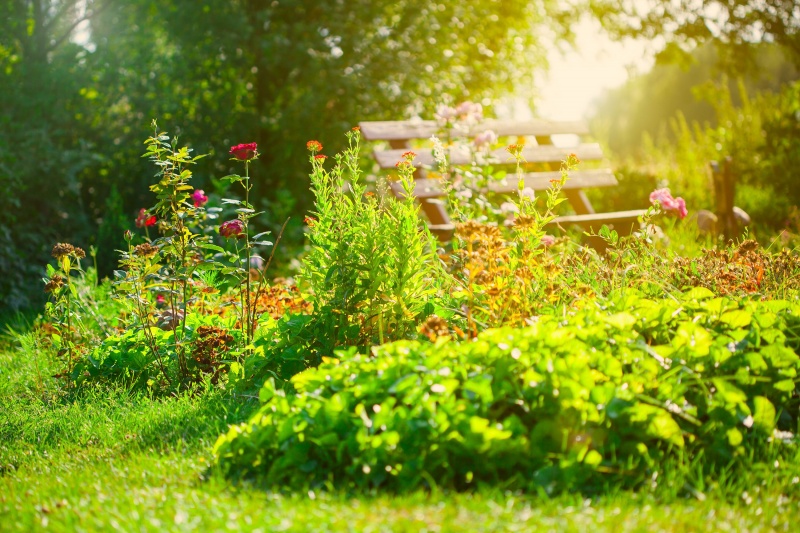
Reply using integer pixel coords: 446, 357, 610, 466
649, 188, 688, 219
192, 189, 208, 207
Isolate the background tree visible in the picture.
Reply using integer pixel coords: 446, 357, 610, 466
0, 0, 578, 311
592, 0, 800, 70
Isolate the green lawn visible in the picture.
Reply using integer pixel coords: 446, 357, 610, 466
2, 339, 799, 532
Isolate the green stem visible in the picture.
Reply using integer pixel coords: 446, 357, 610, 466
65, 285, 72, 388
244, 160, 252, 347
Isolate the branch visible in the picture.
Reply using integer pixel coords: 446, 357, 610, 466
47, 0, 115, 53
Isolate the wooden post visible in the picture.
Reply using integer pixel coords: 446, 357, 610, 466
711, 157, 736, 241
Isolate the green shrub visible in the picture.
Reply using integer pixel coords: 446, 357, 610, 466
213, 289, 799, 492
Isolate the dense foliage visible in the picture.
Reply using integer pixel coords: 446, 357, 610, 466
213, 289, 800, 491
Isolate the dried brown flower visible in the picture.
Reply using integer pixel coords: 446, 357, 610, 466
44, 274, 65, 293
419, 314, 451, 342
52, 243, 75, 259
134, 243, 158, 258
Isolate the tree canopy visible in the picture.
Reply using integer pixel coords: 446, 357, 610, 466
592, 0, 800, 69
0, 0, 575, 309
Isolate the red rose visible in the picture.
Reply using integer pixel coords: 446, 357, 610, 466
135, 208, 157, 228
229, 143, 258, 161
220, 219, 245, 238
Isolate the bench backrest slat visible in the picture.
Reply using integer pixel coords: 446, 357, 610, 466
360, 119, 590, 141
389, 169, 618, 200
374, 143, 604, 170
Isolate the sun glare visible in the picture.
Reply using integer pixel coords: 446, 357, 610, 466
535, 17, 654, 120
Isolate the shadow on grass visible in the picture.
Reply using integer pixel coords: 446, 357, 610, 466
0, 385, 260, 473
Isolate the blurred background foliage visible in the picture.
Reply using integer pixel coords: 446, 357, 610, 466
1, 0, 799, 310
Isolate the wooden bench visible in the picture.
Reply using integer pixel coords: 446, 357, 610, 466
359, 119, 647, 247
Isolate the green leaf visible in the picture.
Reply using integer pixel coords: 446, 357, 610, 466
684, 287, 715, 300
726, 427, 743, 447
604, 312, 636, 330
712, 378, 747, 405
752, 396, 776, 433
648, 411, 684, 447
199, 243, 225, 253
583, 449, 603, 467
720, 310, 751, 329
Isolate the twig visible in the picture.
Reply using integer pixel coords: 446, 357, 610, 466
249, 217, 289, 338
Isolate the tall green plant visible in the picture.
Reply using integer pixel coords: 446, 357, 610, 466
301, 130, 444, 349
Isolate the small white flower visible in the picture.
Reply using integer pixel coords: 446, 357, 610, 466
430, 135, 446, 166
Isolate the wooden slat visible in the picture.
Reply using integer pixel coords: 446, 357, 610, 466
359, 119, 589, 141
388, 169, 618, 200
422, 208, 647, 242
374, 143, 604, 169
549, 209, 647, 228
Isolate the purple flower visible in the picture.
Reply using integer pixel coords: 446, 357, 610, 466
649, 188, 688, 219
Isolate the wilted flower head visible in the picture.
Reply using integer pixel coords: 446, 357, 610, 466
306, 140, 323, 152
52, 243, 75, 259
192, 189, 208, 207
44, 274, 65, 293
134, 243, 158, 258
73, 247, 86, 259
473, 129, 497, 150
135, 208, 157, 228
219, 219, 245, 238
229, 142, 258, 161
649, 188, 688, 219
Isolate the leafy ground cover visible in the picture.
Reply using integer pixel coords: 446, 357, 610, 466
2, 319, 799, 531
2, 118, 800, 530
